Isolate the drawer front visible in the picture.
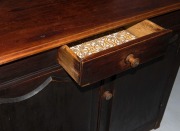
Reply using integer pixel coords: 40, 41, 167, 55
58, 20, 172, 86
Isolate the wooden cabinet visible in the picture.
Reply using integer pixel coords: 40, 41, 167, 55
0, 1, 179, 131
0, 33, 179, 131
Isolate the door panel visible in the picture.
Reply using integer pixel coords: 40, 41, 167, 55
108, 51, 175, 131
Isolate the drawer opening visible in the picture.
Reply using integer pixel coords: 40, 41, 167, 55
58, 20, 171, 86
69, 20, 164, 59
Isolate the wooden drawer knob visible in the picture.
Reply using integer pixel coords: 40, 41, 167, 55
126, 54, 140, 68
103, 91, 113, 100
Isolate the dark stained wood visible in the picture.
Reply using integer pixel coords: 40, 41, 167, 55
106, 55, 176, 131
101, 11, 180, 131
0, 0, 179, 65
0, 1, 180, 131
58, 20, 172, 86
0, 49, 59, 86
97, 78, 115, 131
0, 66, 61, 98
150, 10, 180, 30
0, 69, 100, 131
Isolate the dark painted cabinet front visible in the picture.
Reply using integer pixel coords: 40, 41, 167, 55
0, 70, 99, 131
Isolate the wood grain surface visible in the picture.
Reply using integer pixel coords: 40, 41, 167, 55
0, 0, 180, 65
58, 20, 172, 86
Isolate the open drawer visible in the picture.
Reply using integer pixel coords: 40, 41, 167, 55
58, 20, 172, 86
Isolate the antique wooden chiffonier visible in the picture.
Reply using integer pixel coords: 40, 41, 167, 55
0, 0, 180, 131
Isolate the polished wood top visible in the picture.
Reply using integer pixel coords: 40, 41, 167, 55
0, 0, 180, 65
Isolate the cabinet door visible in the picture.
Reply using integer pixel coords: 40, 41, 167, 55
101, 44, 178, 131
0, 69, 99, 131
108, 59, 168, 131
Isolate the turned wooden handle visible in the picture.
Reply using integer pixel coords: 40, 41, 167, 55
103, 91, 113, 100
126, 54, 140, 68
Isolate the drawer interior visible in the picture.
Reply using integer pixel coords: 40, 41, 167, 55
69, 20, 164, 59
